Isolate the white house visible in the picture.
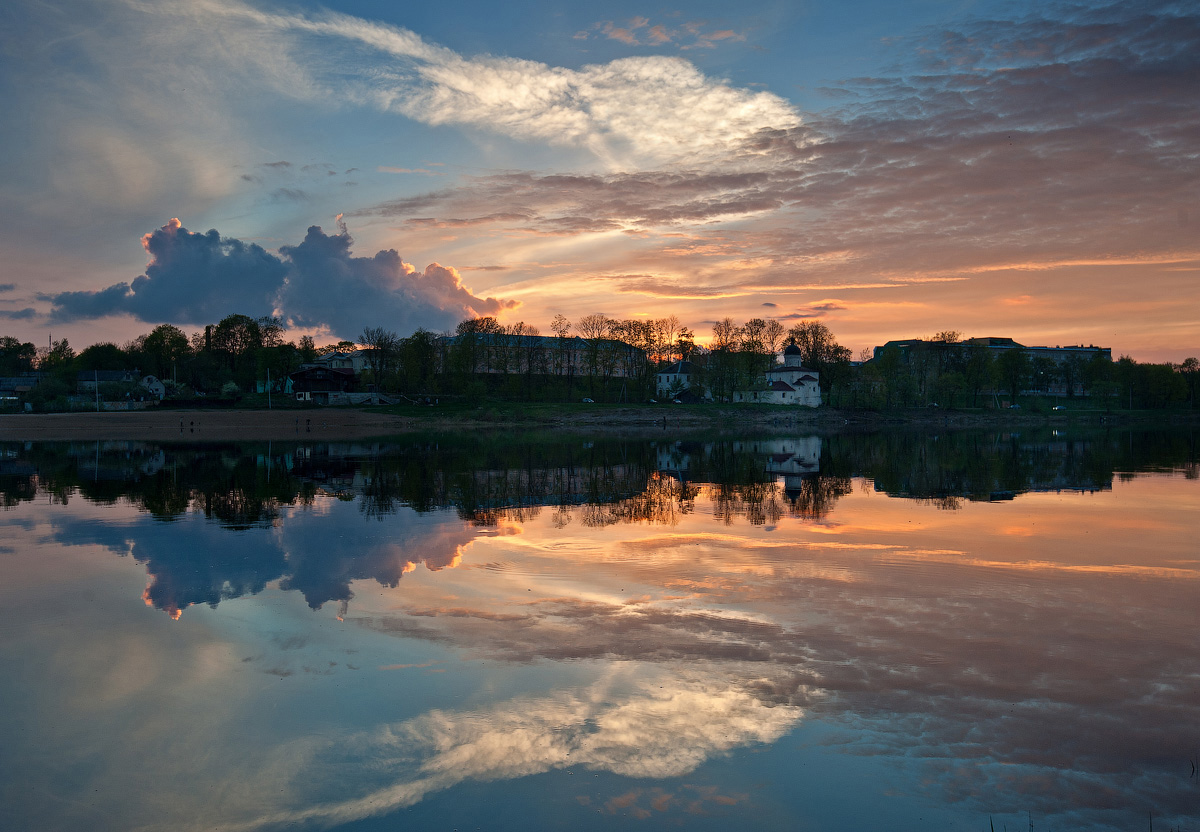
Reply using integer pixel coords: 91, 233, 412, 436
733, 345, 822, 406
656, 360, 709, 399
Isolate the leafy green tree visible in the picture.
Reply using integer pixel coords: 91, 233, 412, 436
37, 338, 76, 380
994, 347, 1030, 404
139, 324, 191, 379
76, 342, 129, 372
298, 335, 317, 364
1180, 357, 1199, 408
0, 336, 37, 375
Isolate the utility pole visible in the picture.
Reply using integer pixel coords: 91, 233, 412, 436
267, 368, 272, 409
95, 370, 99, 412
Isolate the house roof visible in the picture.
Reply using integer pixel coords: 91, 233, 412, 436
76, 370, 135, 382
769, 380, 795, 392
661, 360, 695, 374
290, 366, 355, 379
766, 364, 816, 375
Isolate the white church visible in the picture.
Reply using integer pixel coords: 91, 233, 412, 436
733, 344, 822, 407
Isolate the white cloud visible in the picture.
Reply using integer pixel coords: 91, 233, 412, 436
218, 668, 802, 830
190, 0, 800, 170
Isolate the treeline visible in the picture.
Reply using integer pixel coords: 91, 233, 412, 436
844, 333, 1199, 410
3, 315, 1198, 411
2, 316, 322, 409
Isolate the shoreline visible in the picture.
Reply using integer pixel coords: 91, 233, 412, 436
1, 406, 1196, 442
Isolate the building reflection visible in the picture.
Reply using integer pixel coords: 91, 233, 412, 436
0, 429, 1195, 621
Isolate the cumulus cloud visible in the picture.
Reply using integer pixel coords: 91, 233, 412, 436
278, 220, 515, 336
47, 218, 514, 338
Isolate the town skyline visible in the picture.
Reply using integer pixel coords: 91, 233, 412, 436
2, 0, 1197, 363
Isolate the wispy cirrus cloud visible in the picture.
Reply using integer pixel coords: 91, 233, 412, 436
582, 17, 748, 50
183, 0, 797, 170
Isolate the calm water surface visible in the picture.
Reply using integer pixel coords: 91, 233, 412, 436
1, 430, 1197, 831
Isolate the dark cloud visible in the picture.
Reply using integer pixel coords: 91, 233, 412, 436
261, 160, 292, 169
49, 218, 286, 325
278, 220, 516, 337
0, 283, 15, 292
46, 218, 516, 338
271, 187, 309, 202
775, 302, 847, 319
0, 308, 36, 319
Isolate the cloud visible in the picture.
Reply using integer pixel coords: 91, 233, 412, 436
47, 218, 515, 338
225, 670, 801, 829
192, 0, 798, 169
0, 308, 37, 320
50, 218, 286, 325
0, 283, 15, 293
278, 220, 516, 337
775, 302, 847, 319
588, 17, 747, 51
351, 2, 1200, 348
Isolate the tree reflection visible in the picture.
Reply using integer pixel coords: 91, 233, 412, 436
2, 428, 1196, 619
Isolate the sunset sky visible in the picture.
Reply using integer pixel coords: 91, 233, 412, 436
1, 0, 1197, 361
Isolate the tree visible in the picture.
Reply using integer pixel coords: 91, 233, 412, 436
398, 329, 439, 393
994, 347, 1030, 404
140, 324, 191, 379
298, 335, 317, 364
1180, 357, 1199, 408
931, 330, 962, 343
211, 315, 262, 363
0, 336, 37, 375
359, 326, 400, 391
785, 321, 851, 400
76, 343, 129, 372
37, 338, 75, 377
576, 314, 610, 396
785, 321, 849, 366
764, 320, 785, 357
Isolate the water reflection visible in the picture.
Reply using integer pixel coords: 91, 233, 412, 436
0, 429, 1197, 831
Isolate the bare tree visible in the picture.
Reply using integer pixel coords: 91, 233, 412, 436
550, 314, 571, 338
359, 326, 400, 391
764, 319, 785, 357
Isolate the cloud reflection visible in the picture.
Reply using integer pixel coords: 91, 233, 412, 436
222, 669, 801, 830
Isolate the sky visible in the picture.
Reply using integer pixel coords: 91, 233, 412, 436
0, 0, 1197, 361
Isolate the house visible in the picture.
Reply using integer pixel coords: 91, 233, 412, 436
732, 345, 822, 406
0, 374, 39, 404
311, 350, 368, 373
289, 366, 357, 404
656, 360, 706, 399
139, 375, 166, 399
76, 369, 138, 392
